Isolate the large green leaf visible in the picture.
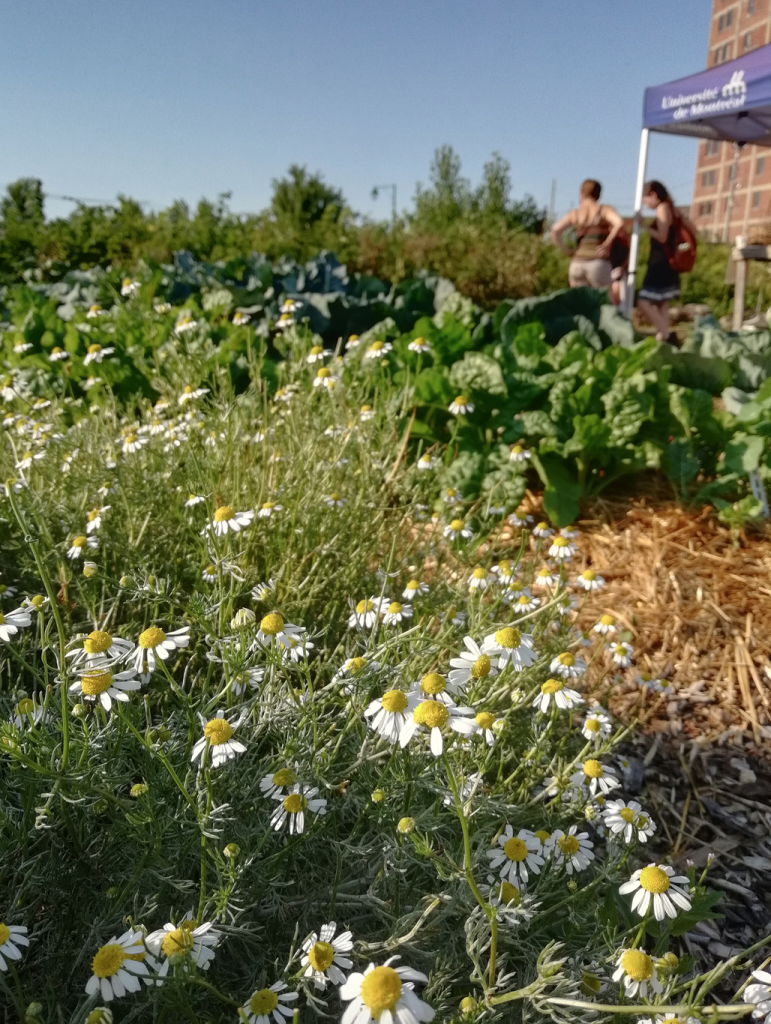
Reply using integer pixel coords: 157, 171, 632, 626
662, 439, 700, 490
563, 414, 611, 456
448, 351, 506, 395
531, 452, 581, 526
724, 434, 765, 474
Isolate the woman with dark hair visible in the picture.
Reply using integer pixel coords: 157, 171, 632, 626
637, 180, 695, 343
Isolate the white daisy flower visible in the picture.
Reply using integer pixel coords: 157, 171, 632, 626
381, 601, 412, 625
13, 341, 32, 353
448, 636, 498, 689
416, 453, 436, 471
359, 404, 375, 421
402, 579, 429, 599
533, 566, 558, 588
280, 298, 302, 314
86, 304, 107, 319
593, 614, 616, 635
485, 504, 506, 516
306, 344, 332, 363
145, 915, 219, 978
121, 432, 148, 455
241, 982, 299, 1024
532, 521, 554, 539
452, 709, 500, 746
448, 395, 473, 415
270, 783, 327, 834
323, 492, 347, 508
21, 594, 48, 613
364, 689, 411, 744
229, 667, 264, 696
345, 333, 361, 349
15, 449, 44, 470
254, 612, 305, 651
348, 598, 381, 630
398, 697, 475, 757
313, 367, 338, 389
251, 579, 276, 601
278, 634, 315, 664
619, 864, 691, 921
301, 921, 353, 989
612, 948, 663, 999
66, 534, 98, 560
409, 670, 466, 705
490, 559, 516, 584
467, 567, 489, 591
48, 346, 70, 361
582, 710, 612, 741
257, 501, 284, 518
603, 799, 657, 844
70, 667, 140, 711
202, 504, 254, 536
507, 591, 540, 613
12, 694, 50, 729
408, 336, 431, 353
333, 656, 380, 690
745, 969, 771, 1024
487, 826, 543, 886
509, 444, 531, 463
443, 518, 474, 541
185, 493, 206, 507
178, 385, 209, 405
83, 343, 114, 365
608, 641, 634, 667
0, 607, 32, 643
83, 375, 103, 390
638, 1016, 700, 1024
121, 278, 139, 296
85, 929, 149, 1001
508, 509, 533, 527
232, 310, 250, 325
532, 677, 583, 714
66, 629, 134, 669
201, 564, 217, 583
0, 922, 28, 971
131, 625, 190, 674
191, 711, 246, 767
364, 339, 392, 360
570, 759, 620, 797
260, 767, 299, 798
85, 506, 110, 534
548, 536, 576, 561
339, 957, 434, 1024
548, 826, 594, 873
174, 315, 198, 335
642, 675, 674, 695
443, 488, 462, 506
482, 626, 537, 672
576, 568, 605, 591
549, 652, 586, 678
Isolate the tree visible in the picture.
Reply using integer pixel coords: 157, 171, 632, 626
412, 145, 471, 232
0, 177, 45, 277
270, 166, 344, 233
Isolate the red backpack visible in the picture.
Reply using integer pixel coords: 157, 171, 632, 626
665, 212, 697, 273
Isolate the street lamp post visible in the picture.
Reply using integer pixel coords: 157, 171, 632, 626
371, 184, 397, 225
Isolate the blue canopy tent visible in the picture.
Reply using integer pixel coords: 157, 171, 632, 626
624, 42, 771, 315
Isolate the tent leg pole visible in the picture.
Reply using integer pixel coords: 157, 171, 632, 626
624, 128, 649, 318
733, 253, 747, 331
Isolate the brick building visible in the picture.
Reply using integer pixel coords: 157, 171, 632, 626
692, 0, 771, 239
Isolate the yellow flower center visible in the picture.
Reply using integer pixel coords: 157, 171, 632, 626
541, 678, 564, 694
558, 653, 575, 667
639, 866, 671, 894
637, 815, 649, 829
307, 940, 335, 972
421, 672, 446, 695
0, 924, 8, 945
511, 445, 523, 454
503, 837, 528, 862
87, 509, 101, 522
262, 502, 275, 511
346, 657, 367, 675
0, 613, 4, 625
499, 880, 520, 906
249, 988, 279, 1015
495, 627, 521, 649
476, 712, 495, 730
15, 698, 34, 715
283, 793, 306, 814
125, 433, 137, 444
620, 807, 636, 823
498, 561, 512, 575
583, 760, 603, 779
84, 630, 112, 654
272, 768, 297, 787
30, 595, 45, 609
361, 405, 372, 413
139, 626, 166, 649
72, 535, 87, 549
582, 570, 597, 581
356, 600, 374, 614
360, 966, 403, 1017
614, 645, 626, 656
204, 718, 234, 745
214, 505, 234, 522
413, 701, 449, 729
183, 385, 194, 393
80, 671, 113, 696
472, 568, 486, 579
449, 519, 464, 531
558, 834, 580, 856
620, 949, 653, 982
446, 489, 457, 497
534, 829, 550, 844
454, 395, 467, 405
88, 344, 102, 354
536, 522, 549, 531
161, 925, 194, 957
381, 690, 408, 713
310, 345, 323, 354
204, 565, 216, 575
92, 942, 126, 978
553, 537, 569, 547
260, 613, 284, 635
585, 718, 601, 733
316, 367, 331, 379
370, 341, 384, 351
471, 654, 491, 679
387, 602, 403, 615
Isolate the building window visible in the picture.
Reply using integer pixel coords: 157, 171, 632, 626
758, 157, 765, 175
744, 30, 753, 48
702, 170, 717, 187
748, 0, 755, 14
753, 191, 762, 208
715, 43, 733, 64
718, 8, 735, 29
705, 140, 720, 157
698, 201, 714, 215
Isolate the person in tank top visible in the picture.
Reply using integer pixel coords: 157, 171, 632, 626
550, 179, 625, 295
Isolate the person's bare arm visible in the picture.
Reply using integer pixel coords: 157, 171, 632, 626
595, 205, 625, 258
549, 210, 576, 256
647, 202, 673, 243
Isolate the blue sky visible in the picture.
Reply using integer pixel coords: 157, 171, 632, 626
0, 0, 710, 223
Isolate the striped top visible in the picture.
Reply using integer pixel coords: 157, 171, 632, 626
573, 208, 611, 260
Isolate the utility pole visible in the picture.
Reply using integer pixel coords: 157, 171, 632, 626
371, 184, 397, 225
548, 178, 556, 227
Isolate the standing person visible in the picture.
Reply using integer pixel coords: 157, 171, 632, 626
636, 180, 696, 344
550, 180, 626, 299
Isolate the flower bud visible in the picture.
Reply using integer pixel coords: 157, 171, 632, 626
87, 1010, 113, 1024
397, 816, 416, 835
24, 1003, 43, 1022
567, 879, 577, 892
119, 575, 131, 588
459, 997, 477, 1015
371, 789, 385, 803
106, 886, 119, 899
224, 842, 240, 859
130, 782, 149, 798
71, 704, 87, 719
659, 951, 679, 969
82, 561, 98, 578
231, 608, 256, 629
